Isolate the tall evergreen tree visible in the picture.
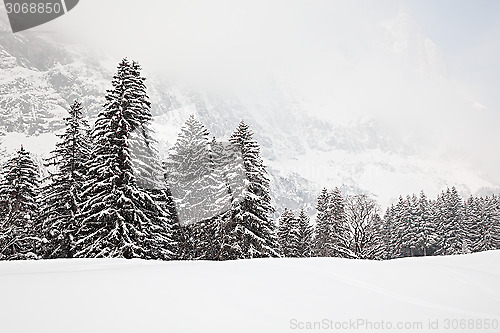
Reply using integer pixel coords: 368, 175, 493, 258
391, 196, 406, 258
210, 136, 249, 261
369, 213, 385, 260
418, 191, 436, 256
382, 205, 395, 259
165, 115, 212, 227
314, 188, 353, 258
463, 196, 482, 253
227, 121, 279, 258
277, 208, 299, 257
400, 194, 424, 256
146, 187, 177, 260
474, 195, 500, 252
436, 187, 465, 255
164, 117, 231, 260
217, 214, 243, 260
296, 208, 313, 257
40, 101, 90, 258
313, 188, 329, 257
75, 59, 171, 259
0, 146, 41, 259
328, 188, 353, 257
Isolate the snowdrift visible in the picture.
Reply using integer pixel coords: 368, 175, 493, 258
1, 251, 499, 332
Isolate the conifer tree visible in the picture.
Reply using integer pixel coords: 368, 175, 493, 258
227, 121, 279, 258
463, 196, 481, 253
474, 196, 500, 252
165, 115, 212, 227
436, 187, 464, 255
369, 213, 385, 260
296, 208, 313, 257
210, 136, 248, 261
314, 188, 353, 258
217, 214, 243, 260
391, 196, 406, 258
75, 59, 171, 259
382, 205, 395, 259
313, 188, 330, 257
399, 196, 413, 257
0, 146, 41, 259
145, 188, 177, 260
40, 101, 90, 258
277, 208, 299, 257
492, 195, 500, 249
418, 191, 436, 256
328, 187, 353, 257
165, 118, 233, 260
400, 194, 423, 256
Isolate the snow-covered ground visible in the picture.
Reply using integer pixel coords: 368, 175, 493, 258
1, 251, 499, 332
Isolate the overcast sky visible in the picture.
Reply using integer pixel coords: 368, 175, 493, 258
39, 0, 500, 182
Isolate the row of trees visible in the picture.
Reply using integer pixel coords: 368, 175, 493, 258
0, 58, 279, 261
0, 58, 498, 262
277, 189, 381, 260
382, 188, 500, 259
277, 187, 500, 260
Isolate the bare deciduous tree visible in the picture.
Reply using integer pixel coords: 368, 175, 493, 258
345, 194, 383, 259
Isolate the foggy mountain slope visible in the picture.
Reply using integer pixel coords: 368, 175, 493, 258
380, 12, 448, 79
0, 12, 498, 216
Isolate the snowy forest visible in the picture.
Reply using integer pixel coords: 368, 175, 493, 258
0, 59, 499, 261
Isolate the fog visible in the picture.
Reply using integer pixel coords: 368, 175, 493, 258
40, 0, 500, 183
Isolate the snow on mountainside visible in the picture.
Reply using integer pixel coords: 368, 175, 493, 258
1, 251, 499, 333
380, 12, 448, 79
0, 13, 498, 216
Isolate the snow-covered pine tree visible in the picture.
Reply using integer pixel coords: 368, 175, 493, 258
447, 187, 465, 255
145, 188, 177, 260
410, 193, 425, 256
199, 136, 245, 260
399, 195, 414, 257
418, 191, 436, 256
492, 195, 500, 249
425, 198, 440, 256
217, 215, 243, 260
40, 101, 90, 258
296, 208, 313, 257
382, 205, 395, 259
164, 117, 229, 260
435, 187, 465, 256
165, 115, 211, 228
474, 195, 500, 252
368, 213, 385, 260
328, 187, 353, 257
433, 191, 446, 255
0, 146, 41, 259
277, 208, 300, 257
75, 59, 171, 259
314, 188, 353, 258
227, 121, 279, 258
387, 196, 405, 258
313, 188, 330, 257
211, 136, 249, 261
400, 194, 423, 257
463, 196, 482, 253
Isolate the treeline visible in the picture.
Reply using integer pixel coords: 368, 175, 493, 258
0, 58, 499, 262
277, 187, 500, 260
0, 59, 279, 261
